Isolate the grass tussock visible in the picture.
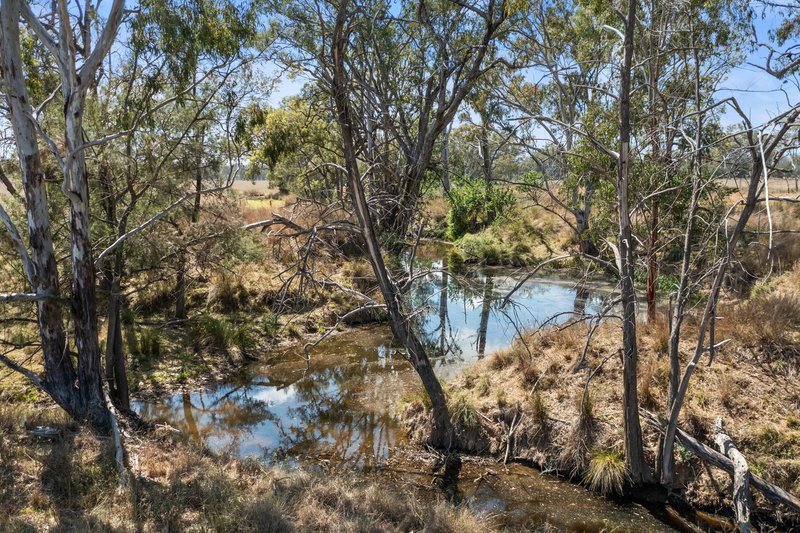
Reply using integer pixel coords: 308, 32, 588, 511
190, 313, 257, 356
438, 271, 800, 514
448, 390, 480, 430
584, 448, 628, 496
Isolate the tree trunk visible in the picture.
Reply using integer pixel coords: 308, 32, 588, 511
0, 0, 77, 412
175, 103, 205, 319
643, 410, 800, 514
331, 7, 454, 447
617, 0, 650, 485
105, 269, 130, 411
442, 123, 452, 194
665, 35, 704, 427
64, 91, 110, 430
573, 283, 589, 316
646, 202, 659, 323
174, 248, 188, 320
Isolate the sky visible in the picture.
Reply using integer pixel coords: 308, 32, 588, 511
717, 13, 800, 126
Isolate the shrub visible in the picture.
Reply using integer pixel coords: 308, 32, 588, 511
585, 449, 628, 495
262, 313, 279, 339
446, 176, 515, 240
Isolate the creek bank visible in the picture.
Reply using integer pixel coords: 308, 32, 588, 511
397, 309, 800, 532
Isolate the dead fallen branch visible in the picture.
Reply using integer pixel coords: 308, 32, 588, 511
642, 410, 800, 514
715, 417, 751, 532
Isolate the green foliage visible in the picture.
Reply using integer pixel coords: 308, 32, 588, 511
261, 313, 279, 339
676, 443, 697, 465
456, 229, 533, 266
238, 96, 342, 198
446, 176, 515, 240
131, 0, 263, 91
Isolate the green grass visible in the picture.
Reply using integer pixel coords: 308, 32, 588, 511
190, 314, 257, 354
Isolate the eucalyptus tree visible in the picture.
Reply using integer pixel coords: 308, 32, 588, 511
505, 0, 612, 257
269, 0, 510, 446
0, 0, 264, 423
0, 0, 125, 430
275, 0, 510, 245
240, 94, 345, 200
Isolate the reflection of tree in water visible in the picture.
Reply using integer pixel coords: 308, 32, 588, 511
138, 387, 275, 450
138, 261, 620, 468
476, 277, 494, 358
279, 363, 400, 468
139, 359, 402, 468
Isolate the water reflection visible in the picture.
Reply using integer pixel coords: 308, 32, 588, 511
132, 260, 683, 530
136, 262, 613, 466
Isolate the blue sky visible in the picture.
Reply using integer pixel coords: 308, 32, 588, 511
264, 5, 800, 130
716, 13, 800, 126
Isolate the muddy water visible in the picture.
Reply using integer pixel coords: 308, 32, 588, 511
135, 265, 681, 531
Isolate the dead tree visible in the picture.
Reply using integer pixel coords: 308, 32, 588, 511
660, 103, 800, 487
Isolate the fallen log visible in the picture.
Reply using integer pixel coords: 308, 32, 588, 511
715, 417, 751, 532
641, 410, 800, 514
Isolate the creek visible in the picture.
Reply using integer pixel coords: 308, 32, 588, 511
135, 256, 685, 531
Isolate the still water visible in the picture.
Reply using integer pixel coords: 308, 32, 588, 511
136, 262, 682, 531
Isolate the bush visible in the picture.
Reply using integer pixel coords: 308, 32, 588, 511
262, 313, 279, 339
585, 449, 628, 495
446, 176, 515, 240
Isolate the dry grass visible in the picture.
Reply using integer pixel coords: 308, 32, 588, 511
437, 266, 800, 515
0, 399, 489, 532
584, 448, 628, 496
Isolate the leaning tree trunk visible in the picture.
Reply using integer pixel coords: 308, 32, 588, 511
617, 0, 650, 485
666, 39, 704, 415
331, 5, 454, 447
